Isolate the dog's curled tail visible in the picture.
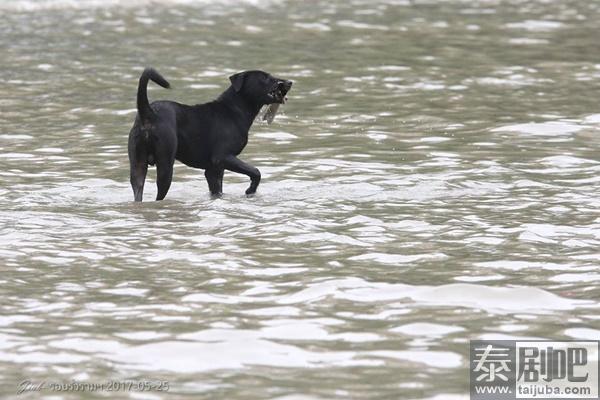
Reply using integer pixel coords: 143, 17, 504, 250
137, 67, 170, 122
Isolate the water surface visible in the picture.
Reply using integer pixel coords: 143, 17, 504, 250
1, 0, 599, 399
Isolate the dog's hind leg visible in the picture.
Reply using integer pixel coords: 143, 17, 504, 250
154, 132, 177, 201
155, 157, 175, 201
130, 159, 148, 202
128, 130, 148, 202
204, 167, 224, 198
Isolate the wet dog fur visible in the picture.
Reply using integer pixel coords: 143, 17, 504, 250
127, 68, 292, 201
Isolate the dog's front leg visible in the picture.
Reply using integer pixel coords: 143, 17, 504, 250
222, 155, 261, 195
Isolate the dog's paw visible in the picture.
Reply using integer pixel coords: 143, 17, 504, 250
245, 187, 257, 196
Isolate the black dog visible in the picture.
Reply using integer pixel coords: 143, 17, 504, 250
128, 68, 292, 201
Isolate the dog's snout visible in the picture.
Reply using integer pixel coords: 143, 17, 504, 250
277, 80, 292, 91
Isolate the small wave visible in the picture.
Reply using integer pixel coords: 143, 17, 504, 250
505, 20, 564, 32
491, 121, 583, 136
0, 0, 281, 12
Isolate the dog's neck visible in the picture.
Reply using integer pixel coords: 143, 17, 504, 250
218, 86, 263, 129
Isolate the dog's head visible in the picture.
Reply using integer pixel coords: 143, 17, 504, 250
229, 70, 292, 105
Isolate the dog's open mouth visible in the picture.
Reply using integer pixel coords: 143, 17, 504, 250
269, 80, 292, 104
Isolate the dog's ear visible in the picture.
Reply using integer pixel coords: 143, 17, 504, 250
229, 72, 247, 92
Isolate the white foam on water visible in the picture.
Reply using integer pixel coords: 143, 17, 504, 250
0, 0, 280, 11
549, 273, 600, 283
103, 338, 359, 372
179, 278, 594, 314
471, 75, 541, 87
301, 279, 593, 314
509, 38, 550, 45
0, 134, 33, 140
112, 108, 137, 116
390, 323, 464, 337
368, 350, 462, 368
49, 337, 126, 354
100, 287, 149, 297
564, 328, 600, 340
51, 327, 460, 372
337, 20, 390, 31
0, 152, 35, 158
0, 350, 89, 363
294, 22, 332, 32
34, 147, 64, 153
188, 83, 221, 90
491, 121, 583, 136
520, 223, 600, 241
505, 20, 564, 32
583, 113, 600, 124
478, 333, 546, 341
539, 155, 598, 167
349, 252, 448, 264
454, 274, 506, 282
475, 261, 578, 271
422, 395, 468, 400
255, 131, 298, 140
